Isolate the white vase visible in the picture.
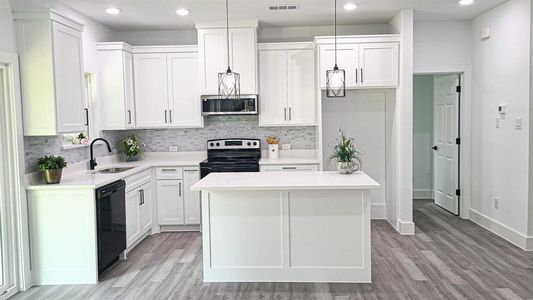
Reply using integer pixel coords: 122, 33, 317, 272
336, 161, 359, 174
268, 144, 279, 159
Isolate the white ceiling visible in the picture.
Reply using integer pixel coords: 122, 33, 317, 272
10, 0, 508, 31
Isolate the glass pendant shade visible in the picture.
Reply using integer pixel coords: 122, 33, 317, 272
326, 65, 346, 98
218, 67, 240, 99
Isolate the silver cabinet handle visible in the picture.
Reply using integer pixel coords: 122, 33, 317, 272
139, 189, 143, 205
161, 168, 177, 172
289, 107, 292, 121
356, 68, 359, 83
128, 110, 132, 124
164, 110, 167, 123
282, 167, 297, 170
169, 110, 172, 123
361, 69, 364, 83
84, 108, 89, 126
284, 108, 287, 121
179, 182, 182, 197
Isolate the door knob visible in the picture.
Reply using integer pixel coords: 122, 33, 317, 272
432, 146, 438, 151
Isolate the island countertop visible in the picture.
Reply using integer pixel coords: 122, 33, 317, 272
191, 171, 380, 191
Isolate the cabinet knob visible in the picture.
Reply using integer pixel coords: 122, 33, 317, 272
432, 146, 438, 151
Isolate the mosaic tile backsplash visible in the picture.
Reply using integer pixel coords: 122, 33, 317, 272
24, 116, 317, 173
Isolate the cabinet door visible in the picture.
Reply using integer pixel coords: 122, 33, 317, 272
98, 50, 127, 130
133, 53, 169, 128
167, 53, 202, 127
124, 51, 136, 128
140, 182, 153, 233
156, 180, 184, 225
183, 168, 201, 225
259, 50, 288, 126
358, 43, 399, 88
287, 49, 316, 125
319, 44, 358, 89
198, 29, 228, 95
125, 189, 141, 247
52, 21, 87, 133
229, 28, 257, 94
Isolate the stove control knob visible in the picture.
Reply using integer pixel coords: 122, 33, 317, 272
253, 142, 257, 146
247, 142, 251, 146
209, 142, 214, 147
216, 142, 220, 147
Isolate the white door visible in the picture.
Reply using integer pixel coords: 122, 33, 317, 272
52, 21, 87, 133
358, 43, 399, 88
287, 49, 316, 125
139, 182, 153, 233
183, 168, 201, 225
133, 53, 169, 128
167, 53, 202, 127
319, 44, 358, 89
198, 29, 228, 95
229, 28, 257, 94
259, 50, 288, 126
156, 180, 184, 225
433, 74, 460, 215
125, 189, 141, 247
124, 51, 136, 128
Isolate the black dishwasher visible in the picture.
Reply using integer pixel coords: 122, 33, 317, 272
96, 180, 126, 275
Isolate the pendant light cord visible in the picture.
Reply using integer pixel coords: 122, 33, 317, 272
226, 0, 231, 72
334, 0, 337, 68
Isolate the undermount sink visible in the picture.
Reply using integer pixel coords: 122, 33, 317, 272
96, 167, 135, 174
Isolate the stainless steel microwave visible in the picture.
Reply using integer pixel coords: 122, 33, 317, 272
201, 94, 258, 116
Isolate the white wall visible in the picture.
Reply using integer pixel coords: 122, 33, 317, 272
0, 0, 16, 53
413, 75, 434, 197
470, 0, 531, 237
414, 21, 471, 72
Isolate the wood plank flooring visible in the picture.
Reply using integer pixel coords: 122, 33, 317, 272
13, 200, 533, 299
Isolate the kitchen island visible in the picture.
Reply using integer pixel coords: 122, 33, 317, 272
191, 171, 380, 283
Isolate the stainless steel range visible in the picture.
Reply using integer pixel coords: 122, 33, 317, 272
200, 138, 261, 178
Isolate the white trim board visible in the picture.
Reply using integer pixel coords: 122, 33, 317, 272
413, 189, 433, 199
469, 209, 533, 251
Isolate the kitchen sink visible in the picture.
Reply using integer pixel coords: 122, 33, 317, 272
96, 167, 135, 174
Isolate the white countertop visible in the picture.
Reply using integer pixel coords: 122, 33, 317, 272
191, 171, 380, 191
26, 152, 206, 191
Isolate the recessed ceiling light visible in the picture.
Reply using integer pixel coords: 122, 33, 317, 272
105, 7, 121, 15
176, 8, 190, 16
458, 0, 474, 5
343, 3, 358, 10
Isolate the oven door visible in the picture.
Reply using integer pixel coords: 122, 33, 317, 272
200, 162, 259, 179
201, 94, 258, 116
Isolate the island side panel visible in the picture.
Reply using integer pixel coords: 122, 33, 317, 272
201, 189, 371, 283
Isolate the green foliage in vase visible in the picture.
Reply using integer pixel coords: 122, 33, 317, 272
329, 129, 362, 165
37, 155, 67, 171
121, 135, 142, 157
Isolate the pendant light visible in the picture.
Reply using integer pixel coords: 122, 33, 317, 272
326, 0, 346, 98
218, 0, 240, 99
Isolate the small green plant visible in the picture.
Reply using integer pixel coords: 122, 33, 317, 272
37, 155, 67, 171
77, 132, 86, 140
121, 135, 142, 158
329, 129, 362, 165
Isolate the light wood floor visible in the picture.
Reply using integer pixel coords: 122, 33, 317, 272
13, 200, 533, 300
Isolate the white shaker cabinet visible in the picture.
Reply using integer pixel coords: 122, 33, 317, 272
125, 189, 141, 247
318, 44, 358, 89
14, 10, 88, 135
156, 180, 184, 225
358, 43, 399, 87
97, 42, 136, 129
139, 182, 153, 233
167, 53, 202, 127
196, 21, 258, 95
259, 43, 316, 126
183, 168, 201, 225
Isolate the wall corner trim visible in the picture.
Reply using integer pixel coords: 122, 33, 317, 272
397, 220, 415, 235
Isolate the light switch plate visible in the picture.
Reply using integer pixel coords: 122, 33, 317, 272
281, 144, 291, 150
496, 118, 502, 129
515, 118, 523, 130
169, 146, 178, 152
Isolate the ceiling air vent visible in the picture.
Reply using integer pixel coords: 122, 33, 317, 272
269, 4, 299, 11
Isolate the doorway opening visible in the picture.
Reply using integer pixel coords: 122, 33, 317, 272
413, 73, 461, 216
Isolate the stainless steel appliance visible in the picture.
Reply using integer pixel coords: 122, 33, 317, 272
200, 138, 261, 178
96, 180, 126, 275
201, 94, 258, 116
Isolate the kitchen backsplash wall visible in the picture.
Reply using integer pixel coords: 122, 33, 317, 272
23, 116, 317, 173
106, 116, 317, 152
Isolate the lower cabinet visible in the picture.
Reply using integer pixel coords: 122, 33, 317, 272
260, 164, 319, 172
156, 167, 201, 226
125, 181, 153, 248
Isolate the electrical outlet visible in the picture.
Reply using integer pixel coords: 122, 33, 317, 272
281, 143, 291, 150
515, 118, 523, 130
494, 198, 500, 209
496, 118, 502, 129
168, 146, 178, 152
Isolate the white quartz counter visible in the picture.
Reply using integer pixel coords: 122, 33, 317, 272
192, 171, 380, 191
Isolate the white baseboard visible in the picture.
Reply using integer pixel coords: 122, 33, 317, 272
371, 203, 386, 219
469, 209, 532, 251
413, 189, 433, 199
397, 220, 415, 235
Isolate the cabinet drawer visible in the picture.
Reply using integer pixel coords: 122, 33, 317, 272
125, 169, 152, 192
156, 167, 183, 180
260, 164, 319, 172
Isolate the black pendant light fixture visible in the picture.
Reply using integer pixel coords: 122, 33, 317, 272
218, 0, 240, 99
326, 0, 346, 98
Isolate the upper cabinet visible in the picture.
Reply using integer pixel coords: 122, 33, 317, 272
196, 20, 258, 95
316, 36, 399, 89
258, 43, 316, 126
133, 46, 202, 129
14, 10, 88, 136
97, 43, 136, 130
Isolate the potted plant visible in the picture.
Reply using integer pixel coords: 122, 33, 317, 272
37, 155, 67, 184
329, 129, 362, 174
121, 135, 143, 162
